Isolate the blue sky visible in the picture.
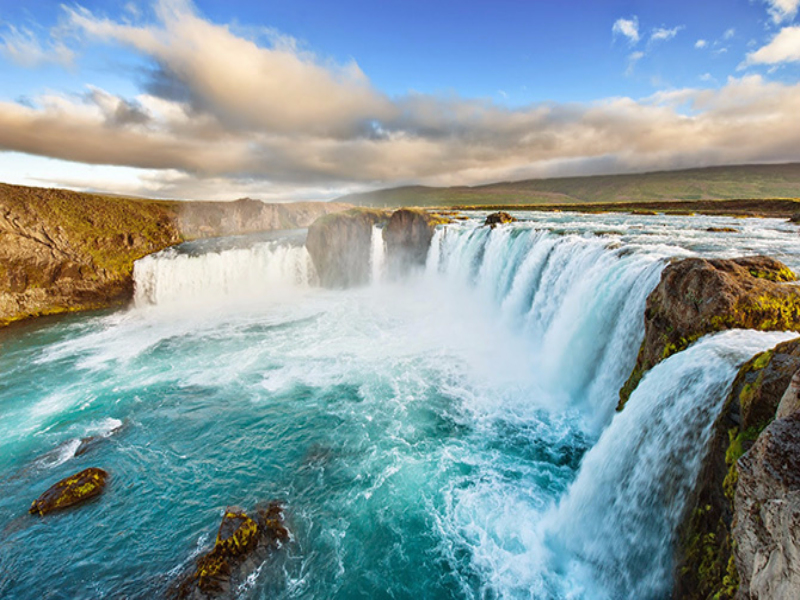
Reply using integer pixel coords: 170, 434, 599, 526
0, 0, 799, 200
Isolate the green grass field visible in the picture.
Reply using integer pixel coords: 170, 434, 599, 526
339, 163, 800, 207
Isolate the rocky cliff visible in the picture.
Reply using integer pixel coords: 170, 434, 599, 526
382, 208, 450, 278
0, 183, 348, 326
305, 208, 391, 288
618, 256, 800, 409
674, 339, 800, 599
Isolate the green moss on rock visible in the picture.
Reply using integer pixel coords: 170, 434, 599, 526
618, 256, 800, 410
29, 467, 108, 516
674, 337, 800, 599
173, 502, 289, 598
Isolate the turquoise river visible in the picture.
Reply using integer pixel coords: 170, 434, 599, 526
1, 212, 800, 599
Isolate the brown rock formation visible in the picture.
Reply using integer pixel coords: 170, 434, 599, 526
172, 503, 288, 599
733, 413, 800, 600
484, 211, 517, 228
177, 198, 350, 239
383, 208, 450, 277
305, 208, 390, 287
0, 183, 349, 326
29, 467, 109, 516
619, 256, 800, 409
674, 338, 800, 599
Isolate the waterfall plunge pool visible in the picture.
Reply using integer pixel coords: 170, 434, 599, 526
1, 212, 799, 599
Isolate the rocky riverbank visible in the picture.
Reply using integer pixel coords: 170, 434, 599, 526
0, 183, 348, 326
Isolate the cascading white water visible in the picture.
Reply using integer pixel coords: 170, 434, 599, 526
133, 241, 315, 306
538, 329, 797, 599
427, 224, 666, 428
71, 214, 800, 599
370, 225, 386, 284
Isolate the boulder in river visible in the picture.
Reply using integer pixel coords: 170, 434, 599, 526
29, 467, 108, 516
172, 502, 289, 598
484, 211, 517, 228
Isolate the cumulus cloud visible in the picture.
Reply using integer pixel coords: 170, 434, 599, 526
613, 17, 640, 44
745, 26, 800, 64
1, 1, 800, 200
62, 0, 394, 138
764, 0, 800, 24
695, 39, 708, 49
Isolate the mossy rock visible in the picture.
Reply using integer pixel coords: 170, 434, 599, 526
484, 211, 517, 228
618, 256, 800, 410
29, 467, 108, 516
673, 337, 800, 599
173, 502, 289, 598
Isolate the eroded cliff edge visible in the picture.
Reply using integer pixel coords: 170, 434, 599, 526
618, 256, 800, 410
612, 254, 800, 599
0, 183, 349, 326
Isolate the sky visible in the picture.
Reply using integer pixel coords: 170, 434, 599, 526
0, 0, 799, 201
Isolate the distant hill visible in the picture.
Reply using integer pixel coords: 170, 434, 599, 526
339, 163, 800, 207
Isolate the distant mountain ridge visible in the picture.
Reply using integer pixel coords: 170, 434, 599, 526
339, 163, 800, 207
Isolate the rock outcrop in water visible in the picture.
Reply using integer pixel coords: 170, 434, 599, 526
306, 207, 450, 286
383, 208, 451, 277
0, 183, 349, 326
29, 467, 109, 516
305, 208, 390, 287
484, 211, 517, 228
172, 503, 288, 599
618, 256, 800, 409
675, 338, 800, 599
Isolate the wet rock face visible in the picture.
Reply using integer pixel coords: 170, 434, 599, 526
733, 412, 800, 600
29, 467, 108, 516
619, 256, 800, 409
173, 503, 289, 599
484, 211, 517, 228
305, 209, 390, 288
673, 338, 800, 600
383, 209, 449, 277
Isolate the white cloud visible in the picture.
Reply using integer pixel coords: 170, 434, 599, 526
0, 24, 75, 67
650, 26, 684, 44
745, 26, 800, 64
626, 51, 645, 76
613, 17, 640, 44
723, 28, 736, 40
764, 0, 800, 24
695, 39, 708, 49
1, 2, 800, 199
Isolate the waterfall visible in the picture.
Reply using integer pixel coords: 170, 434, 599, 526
133, 240, 315, 307
427, 224, 666, 428
370, 225, 386, 284
539, 329, 796, 599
